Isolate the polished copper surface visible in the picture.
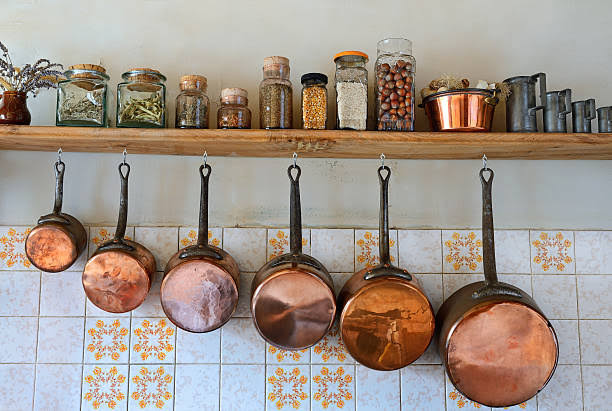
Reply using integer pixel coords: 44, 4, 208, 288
422, 89, 497, 132
25, 224, 79, 272
446, 301, 558, 407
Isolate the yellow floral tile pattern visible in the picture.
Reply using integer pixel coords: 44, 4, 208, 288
267, 366, 309, 410
312, 323, 350, 364
86, 319, 129, 362
83, 366, 127, 410
355, 230, 396, 269
92, 228, 131, 246
268, 229, 309, 261
180, 229, 221, 248
129, 366, 173, 409
268, 345, 309, 363
312, 366, 353, 409
0, 227, 32, 269
531, 231, 574, 273
444, 231, 483, 272
448, 390, 483, 408
132, 319, 175, 362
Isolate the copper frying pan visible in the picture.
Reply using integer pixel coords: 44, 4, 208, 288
337, 164, 435, 370
436, 167, 558, 408
161, 162, 239, 333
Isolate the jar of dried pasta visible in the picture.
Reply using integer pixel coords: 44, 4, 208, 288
117, 68, 166, 128
301, 73, 328, 129
175, 75, 209, 129
334, 51, 368, 130
259, 56, 292, 129
56, 64, 110, 127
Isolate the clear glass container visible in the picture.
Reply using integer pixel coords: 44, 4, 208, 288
175, 75, 209, 129
217, 88, 251, 129
259, 56, 292, 129
56, 64, 109, 127
301, 73, 328, 130
116, 68, 166, 128
334, 51, 368, 130
375, 38, 415, 131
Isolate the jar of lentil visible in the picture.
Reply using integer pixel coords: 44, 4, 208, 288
117, 68, 166, 128
56, 64, 109, 127
217, 87, 251, 129
301, 73, 328, 129
375, 38, 415, 131
334, 51, 369, 130
175, 75, 209, 129
259, 56, 292, 129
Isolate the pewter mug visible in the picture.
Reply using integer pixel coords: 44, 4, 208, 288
571, 99, 595, 133
503, 73, 546, 132
597, 106, 612, 132
543, 89, 571, 133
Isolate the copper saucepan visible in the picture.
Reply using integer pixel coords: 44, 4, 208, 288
436, 167, 558, 408
421, 88, 498, 132
82, 160, 156, 313
25, 155, 87, 272
337, 164, 435, 370
251, 163, 336, 350
161, 162, 240, 333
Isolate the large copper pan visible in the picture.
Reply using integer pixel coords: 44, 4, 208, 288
436, 167, 558, 407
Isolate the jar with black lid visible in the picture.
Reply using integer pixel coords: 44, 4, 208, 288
301, 73, 328, 129
117, 68, 166, 128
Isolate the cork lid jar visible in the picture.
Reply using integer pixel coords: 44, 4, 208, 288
117, 67, 166, 128
179, 75, 207, 92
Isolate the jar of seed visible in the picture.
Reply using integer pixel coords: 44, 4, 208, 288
259, 56, 292, 129
217, 87, 251, 129
56, 64, 110, 127
117, 68, 166, 128
175, 75, 209, 129
301, 73, 328, 129
334, 51, 369, 130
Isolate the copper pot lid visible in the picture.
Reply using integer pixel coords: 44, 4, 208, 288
26, 223, 78, 272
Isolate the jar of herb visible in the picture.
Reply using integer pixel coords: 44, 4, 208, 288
56, 64, 109, 127
175, 75, 209, 129
217, 87, 251, 129
117, 68, 166, 128
301, 73, 328, 129
334, 51, 369, 130
259, 56, 292, 129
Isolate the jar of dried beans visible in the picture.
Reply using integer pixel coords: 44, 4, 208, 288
117, 68, 166, 128
301, 73, 328, 129
56, 64, 109, 127
217, 87, 251, 129
175, 75, 209, 129
334, 51, 368, 130
375, 38, 415, 131
259, 56, 292, 129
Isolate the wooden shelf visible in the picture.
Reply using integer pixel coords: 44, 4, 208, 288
0, 126, 610, 159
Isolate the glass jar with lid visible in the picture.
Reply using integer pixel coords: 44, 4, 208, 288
375, 38, 415, 131
301, 73, 328, 129
259, 56, 292, 129
334, 51, 369, 130
56, 64, 109, 127
117, 68, 166, 128
175, 75, 209, 129
217, 87, 251, 129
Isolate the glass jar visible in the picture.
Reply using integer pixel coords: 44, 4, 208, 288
301, 73, 328, 129
217, 87, 251, 129
259, 56, 292, 129
375, 38, 415, 131
334, 51, 368, 130
175, 75, 209, 129
56, 64, 109, 127
117, 68, 166, 128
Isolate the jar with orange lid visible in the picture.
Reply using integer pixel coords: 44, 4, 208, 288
259, 56, 292, 129
217, 87, 251, 129
56, 64, 110, 127
334, 51, 369, 130
117, 68, 166, 128
175, 75, 209, 129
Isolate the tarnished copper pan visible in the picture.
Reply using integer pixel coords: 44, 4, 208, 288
26, 157, 87, 273
421, 88, 498, 132
161, 163, 239, 333
436, 167, 558, 408
337, 165, 435, 371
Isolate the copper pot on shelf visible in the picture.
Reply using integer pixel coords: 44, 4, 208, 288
421, 88, 498, 132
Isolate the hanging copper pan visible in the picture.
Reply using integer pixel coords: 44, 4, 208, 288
337, 164, 435, 370
161, 161, 239, 333
82, 159, 156, 313
25, 153, 87, 272
436, 166, 558, 408
251, 162, 336, 350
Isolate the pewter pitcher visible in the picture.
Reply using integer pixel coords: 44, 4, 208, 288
571, 99, 595, 133
543, 89, 571, 133
597, 106, 612, 132
503, 73, 546, 132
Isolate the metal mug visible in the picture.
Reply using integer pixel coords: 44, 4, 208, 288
543, 89, 571, 132
503, 73, 546, 132
571, 99, 596, 133
597, 106, 612, 132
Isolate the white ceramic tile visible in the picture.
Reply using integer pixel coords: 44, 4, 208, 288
413, 340, 441, 365
0, 317, 38, 363
356, 366, 399, 410
130, 318, 176, 364
532, 275, 577, 319
442, 230, 483, 273
578, 275, 612, 318
582, 365, 612, 411
550, 320, 580, 364
134, 227, 178, 271
310, 229, 355, 273
266, 365, 310, 410
82, 364, 129, 411
267, 228, 311, 261
580, 320, 612, 364
179, 226, 223, 249
34, 364, 82, 410
84, 318, 131, 363
398, 230, 442, 274
267, 343, 310, 364
233, 272, 254, 318
415, 273, 443, 312
221, 318, 265, 364
400, 365, 446, 410
442, 273, 482, 299
331, 272, 351, 296
498, 274, 532, 295
128, 364, 174, 410
89, 226, 135, 257
537, 364, 582, 411
220, 364, 265, 410
176, 328, 220, 363
494, 230, 530, 273
0, 271, 40, 315
37, 317, 84, 363
311, 320, 354, 364
0, 364, 35, 410
40, 271, 86, 316
444, 375, 490, 410
354, 229, 398, 271
68, 226, 90, 272
174, 364, 219, 411
311, 364, 355, 411
530, 231, 575, 274
86, 298, 131, 318
491, 398, 537, 411
132, 272, 164, 317
223, 228, 267, 272
0, 226, 36, 270
574, 231, 612, 274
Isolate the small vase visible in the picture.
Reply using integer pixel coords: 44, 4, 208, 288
0, 91, 31, 125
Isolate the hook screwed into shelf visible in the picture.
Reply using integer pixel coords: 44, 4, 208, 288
482, 154, 488, 170
203, 151, 208, 167
293, 152, 298, 168
122, 148, 127, 165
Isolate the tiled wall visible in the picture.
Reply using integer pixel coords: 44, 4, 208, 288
0, 226, 610, 411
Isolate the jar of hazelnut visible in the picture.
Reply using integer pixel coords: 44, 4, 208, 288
375, 38, 415, 131
175, 75, 209, 129
217, 87, 251, 129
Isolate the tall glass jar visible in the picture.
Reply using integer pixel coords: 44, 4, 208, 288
301, 73, 328, 129
259, 56, 292, 129
334, 51, 368, 130
175, 75, 209, 129
217, 87, 251, 129
375, 38, 415, 131
56, 64, 109, 127
117, 68, 166, 128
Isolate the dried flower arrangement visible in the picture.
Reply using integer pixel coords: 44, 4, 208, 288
420, 74, 511, 100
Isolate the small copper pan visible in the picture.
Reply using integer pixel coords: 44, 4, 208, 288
25, 155, 87, 272
161, 161, 239, 333
421, 88, 498, 132
337, 164, 435, 370
82, 160, 156, 313
436, 167, 558, 408
251, 163, 336, 350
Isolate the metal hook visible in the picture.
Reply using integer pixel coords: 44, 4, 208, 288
482, 154, 488, 170
292, 152, 298, 168
57, 148, 62, 163
380, 153, 385, 167
122, 148, 127, 165
203, 151, 208, 167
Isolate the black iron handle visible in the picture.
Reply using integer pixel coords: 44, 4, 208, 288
113, 162, 130, 241
529, 72, 547, 113
480, 167, 498, 286
378, 165, 391, 266
197, 164, 212, 247
288, 164, 302, 254
472, 283, 523, 299
558, 88, 572, 117
179, 245, 222, 260
585, 99, 596, 120
52, 160, 65, 215
37, 213, 71, 225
